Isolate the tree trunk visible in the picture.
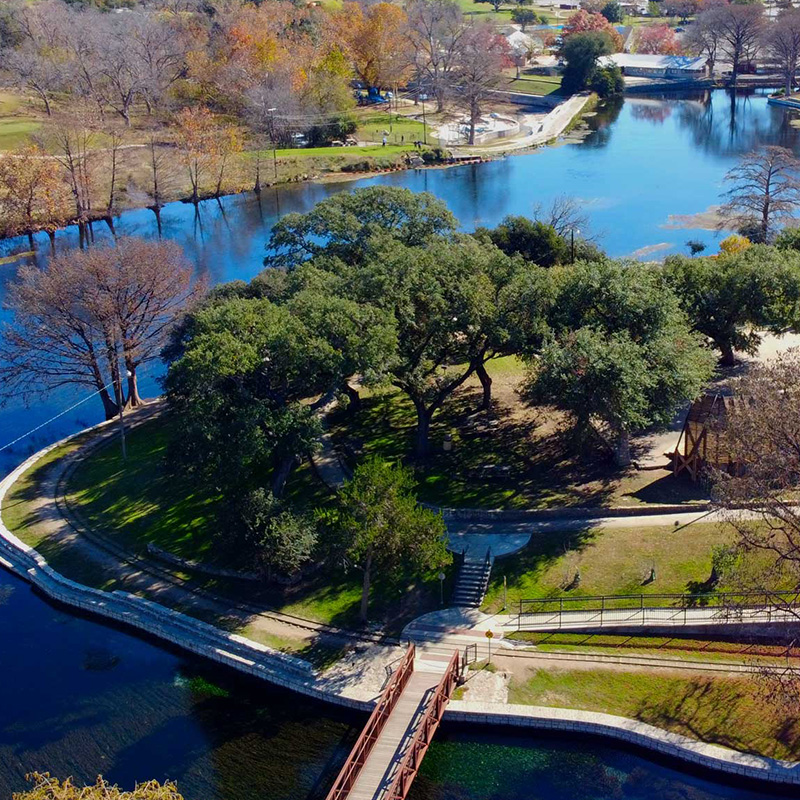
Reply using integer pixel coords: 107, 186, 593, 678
476, 362, 492, 411
99, 387, 119, 421
719, 341, 736, 367
414, 405, 433, 459
359, 551, 373, 623
126, 366, 142, 407
47, 230, 56, 254
343, 382, 361, 415
271, 454, 297, 497
614, 428, 631, 467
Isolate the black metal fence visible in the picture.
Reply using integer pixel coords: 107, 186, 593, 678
517, 591, 800, 631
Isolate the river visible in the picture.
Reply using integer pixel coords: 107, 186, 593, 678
1, 88, 800, 798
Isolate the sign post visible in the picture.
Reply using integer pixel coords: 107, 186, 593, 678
485, 629, 494, 663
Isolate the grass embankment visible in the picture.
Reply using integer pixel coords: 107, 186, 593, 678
508, 667, 800, 760
330, 356, 708, 511
503, 71, 564, 97
0, 436, 121, 589
507, 631, 800, 664
15, 414, 452, 632
482, 521, 732, 613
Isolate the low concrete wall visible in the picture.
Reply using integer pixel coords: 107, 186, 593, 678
445, 703, 800, 786
2, 425, 800, 786
767, 95, 800, 110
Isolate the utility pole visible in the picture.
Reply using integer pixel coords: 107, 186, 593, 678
268, 107, 278, 180
422, 98, 427, 145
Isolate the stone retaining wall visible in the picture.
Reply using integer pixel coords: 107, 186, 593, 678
445, 703, 800, 786
2, 424, 800, 786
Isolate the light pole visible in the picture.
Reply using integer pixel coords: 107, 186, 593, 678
268, 107, 278, 180
118, 369, 132, 461
438, 571, 446, 605
422, 97, 427, 145
571, 228, 580, 263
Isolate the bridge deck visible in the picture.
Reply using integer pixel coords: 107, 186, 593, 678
347, 668, 442, 800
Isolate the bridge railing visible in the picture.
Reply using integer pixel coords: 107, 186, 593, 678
324, 644, 416, 800
385, 650, 461, 800
518, 590, 800, 631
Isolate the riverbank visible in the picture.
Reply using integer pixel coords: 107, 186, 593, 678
0, 94, 594, 247
2, 419, 800, 787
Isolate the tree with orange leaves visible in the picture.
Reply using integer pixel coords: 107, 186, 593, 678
0, 144, 67, 243
345, 1, 413, 89
561, 10, 624, 52
635, 24, 681, 55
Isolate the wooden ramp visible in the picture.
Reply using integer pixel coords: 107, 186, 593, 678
326, 646, 461, 800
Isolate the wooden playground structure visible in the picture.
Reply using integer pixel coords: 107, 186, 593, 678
673, 393, 738, 480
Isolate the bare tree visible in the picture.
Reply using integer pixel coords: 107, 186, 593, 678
451, 22, 511, 145
407, 0, 466, 112
0, 239, 200, 419
721, 146, 800, 243
710, 3, 764, 83
1, 43, 66, 116
765, 8, 800, 98
711, 354, 800, 603
532, 195, 591, 239
682, 11, 724, 74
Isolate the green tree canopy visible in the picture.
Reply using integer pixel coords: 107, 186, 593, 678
527, 260, 716, 465
664, 245, 800, 365
333, 457, 450, 622
165, 293, 396, 500
475, 216, 570, 267
601, 1, 624, 23
264, 186, 458, 268
561, 31, 615, 94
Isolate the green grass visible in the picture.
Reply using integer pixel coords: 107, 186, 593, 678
1, 436, 121, 589
482, 522, 733, 614
0, 91, 42, 151
503, 72, 564, 97
329, 357, 708, 511
56, 414, 453, 631
507, 631, 800, 664
354, 111, 430, 146
508, 667, 800, 760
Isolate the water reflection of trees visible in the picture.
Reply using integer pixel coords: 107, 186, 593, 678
674, 89, 800, 158
629, 100, 674, 125
582, 96, 624, 149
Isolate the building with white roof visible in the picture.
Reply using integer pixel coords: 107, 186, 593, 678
601, 53, 710, 78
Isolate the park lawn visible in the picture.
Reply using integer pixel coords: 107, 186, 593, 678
272, 143, 415, 159
1, 435, 121, 589
0, 92, 42, 151
481, 521, 734, 614
507, 667, 800, 760
329, 356, 709, 511
503, 71, 565, 97
57, 414, 452, 631
355, 111, 430, 146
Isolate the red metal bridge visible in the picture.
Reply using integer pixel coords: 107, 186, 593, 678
325, 644, 461, 800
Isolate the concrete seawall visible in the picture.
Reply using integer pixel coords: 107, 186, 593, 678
1, 424, 799, 787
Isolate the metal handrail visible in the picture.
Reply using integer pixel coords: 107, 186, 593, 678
517, 590, 800, 631
385, 650, 461, 800
324, 644, 416, 800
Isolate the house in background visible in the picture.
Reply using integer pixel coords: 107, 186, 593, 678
601, 53, 710, 79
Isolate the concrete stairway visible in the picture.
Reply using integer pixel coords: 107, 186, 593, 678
451, 553, 493, 608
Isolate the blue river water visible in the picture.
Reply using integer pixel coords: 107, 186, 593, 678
0, 565, 795, 799
1, 88, 800, 798
1, 88, 798, 477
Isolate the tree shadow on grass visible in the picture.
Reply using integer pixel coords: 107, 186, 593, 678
634, 677, 800, 760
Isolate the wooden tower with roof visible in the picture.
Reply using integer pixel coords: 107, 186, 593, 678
673, 393, 737, 480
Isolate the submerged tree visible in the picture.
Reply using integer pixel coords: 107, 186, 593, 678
0, 238, 196, 419
720, 146, 800, 243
